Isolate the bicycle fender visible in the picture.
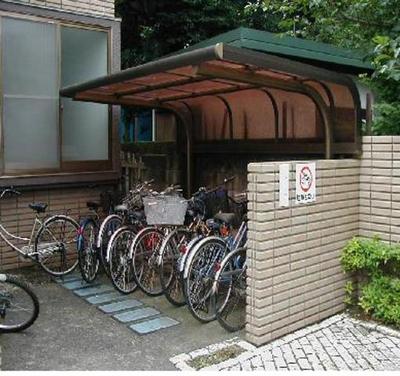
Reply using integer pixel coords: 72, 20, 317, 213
41, 214, 79, 228
105, 225, 130, 262
211, 247, 246, 295
77, 218, 97, 252
96, 214, 122, 249
128, 226, 160, 260
182, 236, 227, 280
157, 228, 179, 266
178, 234, 204, 274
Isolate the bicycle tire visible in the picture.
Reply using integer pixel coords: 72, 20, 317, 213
132, 227, 165, 296
184, 237, 229, 323
77, 218, 100, 283
108, 227, 138, 294
35, 215, 79, 277
159, 228, 191, 306
0, 274, 39, 333
98, 214, 123, 276
213, 247, 247, 332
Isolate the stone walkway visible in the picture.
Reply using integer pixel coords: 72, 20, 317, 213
171, 314, 400, 371
56, 272, 179, 335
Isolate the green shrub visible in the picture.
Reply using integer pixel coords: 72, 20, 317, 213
341, 237, 400, 328
360, 275, 400, 327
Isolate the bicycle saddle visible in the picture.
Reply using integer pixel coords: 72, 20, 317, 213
29, 203, 48, 213
87, 201, 101, 211
114, 204, 128, 212
214, 212, 236, 225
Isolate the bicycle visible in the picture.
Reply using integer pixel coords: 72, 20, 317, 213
211, 246, 247, 332
184, 196, 247, 323
129, 184, 186, 296
158, 177, 236, 307
106, 181, 153, 294
0, 188, 79, 276
0, 273, 39, 333
77, 189, 124, 283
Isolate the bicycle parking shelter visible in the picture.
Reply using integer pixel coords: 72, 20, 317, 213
60, 27, 373, 195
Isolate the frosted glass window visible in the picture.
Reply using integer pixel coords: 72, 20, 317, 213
3, 98, 59, 170
61, 26, 109, 161
2, 18, 59, 171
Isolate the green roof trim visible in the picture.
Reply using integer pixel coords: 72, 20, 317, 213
175, 27, 372, 73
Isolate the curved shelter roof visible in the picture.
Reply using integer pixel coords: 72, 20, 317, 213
61, 43, 365, 154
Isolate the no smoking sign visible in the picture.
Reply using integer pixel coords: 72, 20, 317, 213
295, 163, 316, 204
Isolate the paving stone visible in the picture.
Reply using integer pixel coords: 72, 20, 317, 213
298, 358, 312, 370
73, 284, 114, 297
130, 316, 179, 334
99, 299, 143, 313
62, 280, 99, 290
85, 291, 130, 305
113, 307, 159, 323
55, 274, 81, 283
170, 314, 400, 371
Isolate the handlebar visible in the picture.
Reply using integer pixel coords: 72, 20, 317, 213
192, 175, 236, 197
0, 187, 21, 199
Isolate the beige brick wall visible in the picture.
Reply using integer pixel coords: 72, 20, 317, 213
0, 186, 105, 270
5, 0, 115, 19
359, 136, 400, 243
247, 159, 360, 346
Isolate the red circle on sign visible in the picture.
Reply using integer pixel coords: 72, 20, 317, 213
299, 166, 313, 192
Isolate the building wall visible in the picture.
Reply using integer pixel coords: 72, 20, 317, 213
246, 135, 400, 346
246, 159, 360, 346
359, 136, 400, 243
3, 0, 115, 19
0, 1, 120, 271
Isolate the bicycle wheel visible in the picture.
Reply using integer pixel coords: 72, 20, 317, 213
0, 274, 39, 333
185, 237, 229, 323
132, 227, 165, 296
77, 219, 100, 283
98, 215, 123, 276
213, 247, 247, 332
35, 215, 79, 277
159, 228, 191, 306
108, 227, 137, 294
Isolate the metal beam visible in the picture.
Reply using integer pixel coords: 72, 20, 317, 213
197, 63, 334, 158
73, 92, 159, 108
168, 101, 194, 197
215, 95, 234, 139
115, 74, 203, 97
159, 81, 251, 103
197, 63, 304, 94
60, 43, 224, 98
259, 89, 279, 141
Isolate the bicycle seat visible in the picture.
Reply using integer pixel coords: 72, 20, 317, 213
214, 212, 236, 225
130, 210, 145, 222
115, 204, 128, 212
87, 201, 101, 211
29, 203, 48, 213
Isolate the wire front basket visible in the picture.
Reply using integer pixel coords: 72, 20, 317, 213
123, 190, 144, 211
143, 195, 188, 225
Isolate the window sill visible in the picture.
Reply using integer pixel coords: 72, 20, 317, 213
0, 170, 120, 189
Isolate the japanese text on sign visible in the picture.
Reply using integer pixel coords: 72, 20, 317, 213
295, 163, 316, 204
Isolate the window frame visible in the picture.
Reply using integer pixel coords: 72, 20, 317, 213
0, 11, 114, 178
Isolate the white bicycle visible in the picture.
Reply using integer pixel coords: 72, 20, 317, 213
0, 188, 79, 276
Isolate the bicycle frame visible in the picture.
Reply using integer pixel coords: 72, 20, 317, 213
0, 215, 46, 259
